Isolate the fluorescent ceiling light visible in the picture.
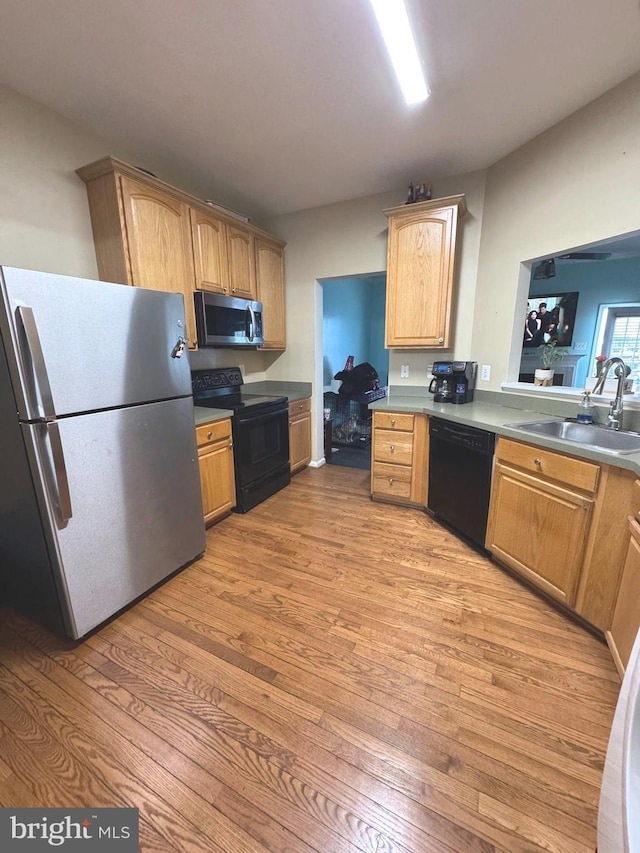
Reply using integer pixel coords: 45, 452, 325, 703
370, 0, 429, 105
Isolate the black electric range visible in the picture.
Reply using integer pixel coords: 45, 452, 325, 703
192, 367, 287, 413
192, 368, 290, 513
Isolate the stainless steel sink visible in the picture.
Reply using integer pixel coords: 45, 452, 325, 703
507, 420, 640, 454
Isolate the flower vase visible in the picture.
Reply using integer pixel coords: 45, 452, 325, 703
534, 368, 554, 387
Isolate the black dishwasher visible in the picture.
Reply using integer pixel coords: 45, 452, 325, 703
428, 418, 495, 549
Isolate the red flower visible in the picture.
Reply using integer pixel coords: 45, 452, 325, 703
595, 355, 607, 362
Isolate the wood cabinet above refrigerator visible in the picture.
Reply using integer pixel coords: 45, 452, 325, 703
77, 156, 286, 350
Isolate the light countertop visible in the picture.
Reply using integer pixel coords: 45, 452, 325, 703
242, 380, 312, 403
193, 380, 312, 427
371, 392, 640, 475
193, 406, 234, 426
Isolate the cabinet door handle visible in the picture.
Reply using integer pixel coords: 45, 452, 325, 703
389, 478, 394, 484
207, 431, 213, 439
391, 418, 396, 426
438, 337, 444, 343
534, 458, 541, 465
390, 445, 395, 452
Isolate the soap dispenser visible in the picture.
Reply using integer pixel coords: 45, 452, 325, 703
577, 390, 594, 424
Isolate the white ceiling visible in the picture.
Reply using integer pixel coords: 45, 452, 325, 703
2, 0, 640, 219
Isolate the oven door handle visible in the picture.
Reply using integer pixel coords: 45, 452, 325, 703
236, 408, 287, 427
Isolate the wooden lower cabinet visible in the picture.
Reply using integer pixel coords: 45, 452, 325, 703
487, 459, 594, 606
487, 437, 637, 628
289, 397, 312, 474
196, 420, 236, 525
607, 482, 640, 674
371, 411, 428, 507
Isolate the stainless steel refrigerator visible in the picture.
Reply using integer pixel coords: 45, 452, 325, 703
0, 266, 206, 639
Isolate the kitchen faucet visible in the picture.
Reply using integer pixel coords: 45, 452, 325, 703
591, 357, 630, 430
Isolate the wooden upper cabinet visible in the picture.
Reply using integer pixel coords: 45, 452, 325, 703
227, 224, 256, 300
118, 176, 198, 348
77, 156, 287, 352
190, 208, 230, 294
255, 237, 286, 350
384, 195, 466, 348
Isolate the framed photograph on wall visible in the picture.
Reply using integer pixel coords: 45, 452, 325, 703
523, 291, 579, 348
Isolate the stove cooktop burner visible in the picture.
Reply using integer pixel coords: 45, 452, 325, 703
195, 392, 287, 413
191, 367, 287, 414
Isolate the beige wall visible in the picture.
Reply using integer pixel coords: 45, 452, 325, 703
269, 71, 640, 458
266, 171, 487, 383
473, 71, 640, 390
0, 83, 272, 382
5, 70, 640, 458
265, 170, 487, 460
0, 83, 107, 278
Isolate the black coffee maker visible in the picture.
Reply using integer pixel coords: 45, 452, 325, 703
429, 361, 477, 404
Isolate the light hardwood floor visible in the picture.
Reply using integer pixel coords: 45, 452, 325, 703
0, 465, 620, 852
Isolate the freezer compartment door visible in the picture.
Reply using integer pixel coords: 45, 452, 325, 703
0, 266, 192, 420
25, 396, 205, 638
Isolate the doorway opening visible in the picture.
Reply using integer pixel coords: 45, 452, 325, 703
321, 272, 388, 470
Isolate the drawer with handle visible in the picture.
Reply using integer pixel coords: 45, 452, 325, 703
372, 462, 412, 499
373, 430, 414, 465
374, 412, 414, 431
196, 419, 232, 449
288, 397, 311, 416
496, 436, 599, 494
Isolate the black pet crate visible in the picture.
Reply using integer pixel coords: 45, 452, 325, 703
323, 388, 386, 449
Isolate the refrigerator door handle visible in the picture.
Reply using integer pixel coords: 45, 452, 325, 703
16, 305, 56, 419
46, 421, 73, 521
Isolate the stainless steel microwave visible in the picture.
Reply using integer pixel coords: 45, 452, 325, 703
194, 292, 264, 347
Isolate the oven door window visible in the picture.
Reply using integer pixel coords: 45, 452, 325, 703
235, 409, 289, 485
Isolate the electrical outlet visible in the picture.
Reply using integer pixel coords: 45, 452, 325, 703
400, 364, 409, 379
573, 342, 587, 352
481, 364, 491, 381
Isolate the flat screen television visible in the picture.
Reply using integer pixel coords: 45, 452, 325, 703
523, 291, 579, 349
